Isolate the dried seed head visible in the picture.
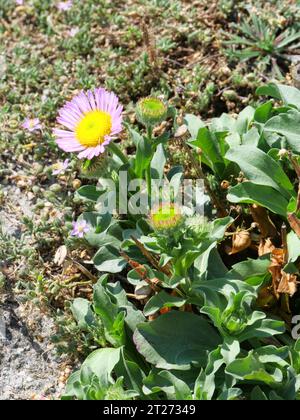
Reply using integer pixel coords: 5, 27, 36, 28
221, 180, 230, 190
72, 179, 81, 189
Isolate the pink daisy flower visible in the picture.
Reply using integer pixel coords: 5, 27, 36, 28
71, 220, 89, 238
57, 1, 73, 11
16, 0, 24, 5
52, 159, 70, 175
22, 118, 42, 132
53, 88, 123, 160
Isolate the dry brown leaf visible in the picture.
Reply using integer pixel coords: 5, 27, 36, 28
54, 245, 67, 266
277, 272, 298, 297
229, 230, 251, 255
288, 212, 300, 238
256, 286, 277, 309
250, 204, 277, 238
174, 124, 188, 138
258, 238, 275, 256
263, 244, 299, 298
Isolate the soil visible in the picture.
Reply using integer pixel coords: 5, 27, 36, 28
0, 293, 68, 400
0, 185, 70, 400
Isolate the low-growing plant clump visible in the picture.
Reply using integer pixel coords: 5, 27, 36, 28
50, 83, 300, 401
1, 0, 300, 402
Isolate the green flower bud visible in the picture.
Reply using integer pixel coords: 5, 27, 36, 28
136, 97, 167, 128
149, 203, 184, 232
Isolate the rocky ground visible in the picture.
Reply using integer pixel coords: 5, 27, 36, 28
0, 295, 69, 400
0, 184, 71, 400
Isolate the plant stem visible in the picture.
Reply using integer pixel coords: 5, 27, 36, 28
146, 126, 153, 208
108, 141, 129, 165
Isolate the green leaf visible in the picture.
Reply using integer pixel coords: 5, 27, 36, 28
93, 245, 126, 273
133, 311, 221, 370
63, 371, 84, 400
79, 212, 111, 231
254, 100, 273, 124
251, 386, 268, 400
236, 106, 255, 135
242, 127, 260, 147
194, 244, 228, 281
115, 349, 146, 394
128, 127, 143, 147
143, 291, 186, 316
257, 83, 300, 110
226, 351, 282, 386
287, 231, 300, 263
79, 212, 112, 247
221, 339, 240, 365
217, 388, 242, 400
226, 146, 294, 198
158, 371, 192, 400
71, 298, 95, 331
168, 168, 184, 198
228, 256, 270, 280
227, 182, 289, 217
255, 345, 289, 366
135, 136, 152, 178
190, 127, 225, 176
264, 110, 300, 153
76, 185, 103, 202
93, 280, 118, 331
80, 347, 122, 388
225, 132, 241, 148
184, 114, 205, 139
210, 113, 236, 133
151, 143, 166, 180
93, 280, 126, 346
210, 216, 234, 241
106, 281, 146, 334
238, 319, 285, 342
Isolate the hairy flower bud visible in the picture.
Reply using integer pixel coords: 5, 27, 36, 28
136, 97, 167, 128
149, 203, 183, 232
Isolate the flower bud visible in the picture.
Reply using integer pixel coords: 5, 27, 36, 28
136, 97, 167, 128
149, 203, 183, 232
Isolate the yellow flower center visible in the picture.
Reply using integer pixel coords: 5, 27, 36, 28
75, 110, 112, 147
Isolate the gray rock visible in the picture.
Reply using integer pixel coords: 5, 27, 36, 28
0, 295, 68, 400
